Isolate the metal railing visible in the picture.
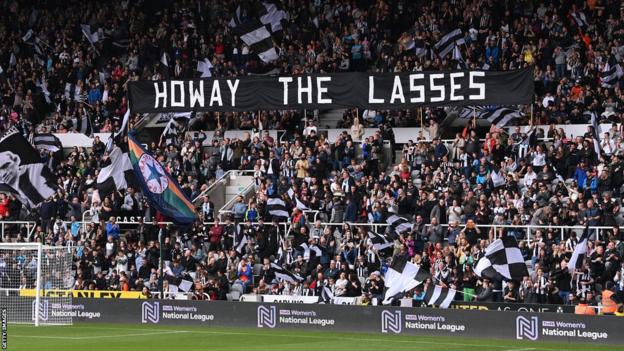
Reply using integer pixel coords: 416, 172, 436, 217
218, 182, 256, 222
343, 222, 612, 242
0, 214, 615, 246
192, 169, 257, 205
0, 221, 37, 241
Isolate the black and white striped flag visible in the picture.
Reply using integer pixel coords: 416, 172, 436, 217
270, 262, 303, 283
424, 285, 456, 308
434, 28, 464, 58
235, 224, 248, 254
367, 231, 394, 251
64, 82, 82, 102
475, 236, 529, 281
161, 118, 180, 146
111, 26, 130, 49
588, 110, 602, 156
298, 242, 322, 260
458, 106, 524, 128
570, 11, 588, 27
600, 55, 623, 88
0, 127, 57, 208
518, 128, 537, 159
258, 1, 289, 32
414, 40, 428, 58
568, 226, 589, 273
386, 215, 413, 237
267, 194, 289, 219
80, 24, 99, 44
229, 6, 280, 62
96, 146, 135, 199
75, 115, 93, 136
453, 45, 467, 69
383, 258, 430, 304
33, 133, 62, 153
96, 133, 136, 200
22, 29, 46, 66
159, 52, 170, 79
287, 188, 309, 210
80, 24, 100, 55
319, 285, 333, 304
197, 57, 213, 78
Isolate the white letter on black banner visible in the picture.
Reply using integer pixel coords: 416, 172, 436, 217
298, 76, 313, 104
409, 74, 425, 103
279, 77, 293, 105
189, 81, 205, 108
317, 77, 332, 104
171, 81, 185, 107
227, 79, 240, 107
449, 72, 464, 101
209, 80, 223, 106
154, 82, 167, 108
429, 74, 445, 103
390, 76, 405, 104
368, 76, 384, 104
469, 72, 485, 100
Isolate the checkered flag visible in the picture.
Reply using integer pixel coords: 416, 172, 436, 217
474, 236, 528, 281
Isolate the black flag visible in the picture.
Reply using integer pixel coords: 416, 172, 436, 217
0, 127, 57, 208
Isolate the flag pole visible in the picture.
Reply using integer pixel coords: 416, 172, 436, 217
530, 104, 534, 127
419, 108, 423, 129
472, 106, 476, 128
158, 228, 164, 299
430, 274, 477, 299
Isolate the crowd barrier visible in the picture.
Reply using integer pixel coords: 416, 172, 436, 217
241, 294, 576, 313
6, 217, 616, 248
16, 289, 578, 314
34, 298, 623, 344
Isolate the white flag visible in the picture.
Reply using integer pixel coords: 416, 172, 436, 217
197, 58, 213, 78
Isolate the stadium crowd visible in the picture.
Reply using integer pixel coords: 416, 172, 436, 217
0, 0, 624, 313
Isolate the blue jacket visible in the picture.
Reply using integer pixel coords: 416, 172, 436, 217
574, 168, 587, 189
485, 46, 500, 64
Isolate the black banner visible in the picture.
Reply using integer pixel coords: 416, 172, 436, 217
127, 68, 534, 113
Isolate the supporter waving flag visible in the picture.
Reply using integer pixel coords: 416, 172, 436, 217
382, 258, 430, 304
97, 132, 137, 200
367, 231, 394, 252
0, 127, 57, 208
474, 236, 529, 281
386, 215, 412, 237
32, 133, 62, 153
270, 262, 303, 283
128, 135, 198, 225
568, 225, 589, 273
424, 284, 457, 309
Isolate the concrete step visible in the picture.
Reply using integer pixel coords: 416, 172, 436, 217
319, 109, 346, 128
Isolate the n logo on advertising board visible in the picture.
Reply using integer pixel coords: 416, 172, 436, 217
380, 310, 402, 334
257, 305, 276, 328
31, 300, 49, 322
141, 301, 160, 324
516, 315, 538, 340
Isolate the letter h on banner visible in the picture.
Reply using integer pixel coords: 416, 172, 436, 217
257, 305, 276, 328
515, 315, 538, 340
380, 310, 402, 334
141, 301, 160, 324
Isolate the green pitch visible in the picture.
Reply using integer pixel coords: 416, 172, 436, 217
5, 323, 624, 351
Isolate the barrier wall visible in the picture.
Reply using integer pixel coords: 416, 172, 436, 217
37, 298, 623, 344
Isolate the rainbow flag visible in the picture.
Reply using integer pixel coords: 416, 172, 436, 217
127, 135, 198, 225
